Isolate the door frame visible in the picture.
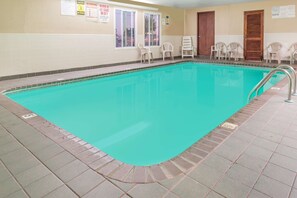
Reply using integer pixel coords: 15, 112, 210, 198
244, 10, 264, 60
197, 11, 215, 56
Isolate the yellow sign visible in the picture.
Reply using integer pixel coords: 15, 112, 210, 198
77, 0, 85, 15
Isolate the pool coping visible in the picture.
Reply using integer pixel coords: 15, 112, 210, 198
0, 59, 291, 184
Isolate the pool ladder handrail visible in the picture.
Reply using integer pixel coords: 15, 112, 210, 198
277, 65, 297, 96
248, 65, 296, 103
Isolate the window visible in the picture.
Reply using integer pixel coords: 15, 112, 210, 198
144, 13, 160, 47
115, 9, 136, 48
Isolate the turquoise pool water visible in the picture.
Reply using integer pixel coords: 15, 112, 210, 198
6, 62, 284, 166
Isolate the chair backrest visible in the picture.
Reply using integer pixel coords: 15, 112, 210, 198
289, 42, 297, 51
215, 42, 227, 52
267, 42, 282, 52
228, 42, 241, 51
138, 43, 144, 49
137, 43, 148, 54
162, 42, 174, 51
182, 36, 193, 50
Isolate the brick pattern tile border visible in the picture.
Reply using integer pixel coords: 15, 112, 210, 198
0, 59, 291, 183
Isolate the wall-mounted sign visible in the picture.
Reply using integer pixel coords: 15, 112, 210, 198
61, 0, 76, 16
99, 4, 110, 23
77, 0, 85, 15
86, 2, 98, 21
272, 5, 295, 19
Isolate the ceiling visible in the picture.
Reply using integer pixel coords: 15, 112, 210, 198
129, 0, 267, 8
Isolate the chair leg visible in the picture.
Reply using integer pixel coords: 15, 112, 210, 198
151, 52, 154, 63
145, 53, 151, 64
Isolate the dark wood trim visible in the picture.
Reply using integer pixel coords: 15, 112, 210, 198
244, 10, 264, 61
197, 11, 215, 56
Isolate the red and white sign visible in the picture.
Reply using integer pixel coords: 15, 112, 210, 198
99, 4, 110, 23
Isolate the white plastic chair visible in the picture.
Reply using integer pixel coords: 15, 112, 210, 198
138, 43, 153, 64
210, 42, 227, 60
265, 42, 283, 64
181, 36, 194, 59
226, 42, 243, 61
288, 43, 297, 65
161, 42, 174, 61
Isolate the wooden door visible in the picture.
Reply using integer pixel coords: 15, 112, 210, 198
197, 11, 215, 56
244, 10, 264, 61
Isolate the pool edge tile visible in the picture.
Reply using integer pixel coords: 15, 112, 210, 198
0, 60, 288, 183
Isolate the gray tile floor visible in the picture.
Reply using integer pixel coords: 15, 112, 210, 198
1, 60, 297, 197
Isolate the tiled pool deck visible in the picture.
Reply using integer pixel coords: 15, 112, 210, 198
1, 59, 297, 197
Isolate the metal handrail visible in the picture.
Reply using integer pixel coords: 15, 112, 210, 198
277, 65, 297, 96
248, 68, 294, 103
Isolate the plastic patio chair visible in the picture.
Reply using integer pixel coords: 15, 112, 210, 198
138, 43, 153, 63
288, 42, 297, 65
161, 42, 174, 61
210, 42, 227, 60
181, 36, 194, 59
265, 42, 283, 64
226, 42, 243, 61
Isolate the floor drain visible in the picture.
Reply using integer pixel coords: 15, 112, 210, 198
22, 113, 37, 119
221, 122, 238, 130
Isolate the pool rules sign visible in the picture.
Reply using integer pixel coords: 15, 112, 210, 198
99, 4, 110, 23
272, 5, 295, 19
61, 0, 76, 16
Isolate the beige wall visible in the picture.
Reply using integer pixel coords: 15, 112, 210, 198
1, 0, 297, 77
185, 0, 297, 35
0, 0, 184, 35
185, 0, 297, 59
0, 0, 184, 77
